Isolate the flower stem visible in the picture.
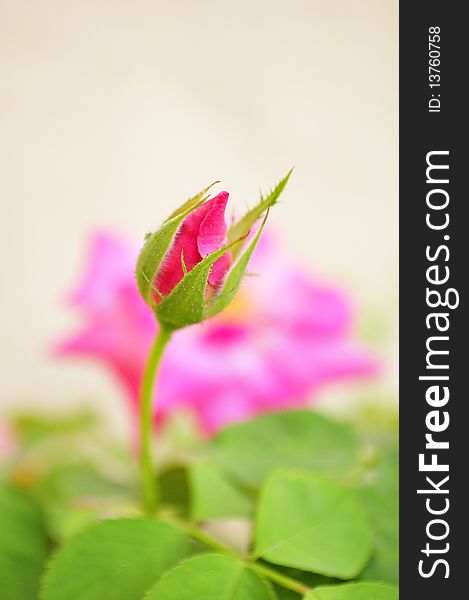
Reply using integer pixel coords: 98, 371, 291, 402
161, 515, 309, 595
184, 524, 240, 558
250, 562, 309, 596
140, 325, 172, 515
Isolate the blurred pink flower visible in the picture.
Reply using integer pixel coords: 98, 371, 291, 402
0, 422, 17, 460
57, 231, 378, 435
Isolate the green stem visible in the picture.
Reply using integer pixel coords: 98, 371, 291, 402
139, 329, 308, 594
140, 326, 172, 515
185, 524, 240, 558
161, 515, 309, 595
250, 562, 309, 596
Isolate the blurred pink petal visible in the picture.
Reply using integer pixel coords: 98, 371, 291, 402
0, 422, 17, 459
57, 230, 378, 435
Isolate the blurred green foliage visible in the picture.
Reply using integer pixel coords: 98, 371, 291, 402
0, 405, 398, 599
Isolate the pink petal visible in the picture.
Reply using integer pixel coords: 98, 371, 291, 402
196, 391, 256, 436
208, 251, 232, 288
197, 191, 229, 257
70, 232, 136, 311
154, 192, 230, 298
57, 227, 381, 439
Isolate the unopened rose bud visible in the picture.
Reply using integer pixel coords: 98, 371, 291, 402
136, 171, 292, 329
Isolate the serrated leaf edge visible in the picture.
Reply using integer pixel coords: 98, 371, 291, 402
143, 553, 277, 600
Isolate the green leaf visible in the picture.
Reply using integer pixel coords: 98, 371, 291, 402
359, 446, 399, 584
38, 463, 132, 505
160, 466, 190, 517
270, 567, 339, 592
254, 471, 373, 578
259, 565, 340, 599
0, 485, 49, 600
211, 410, 360, 489
145, 553, 277, 600
189, 463, 253, 520
42, 518, 189, 600
206, 209, 267, 319
274, 587, 300, 600
369, 443, 399, 498
227, 169, 293, 259
47, 507, 101, 542
359, 488, 398, 584
305, 582, 398, 600
33, 463, 136, 542
12, 410, 97, 446
155, 237, 243, 329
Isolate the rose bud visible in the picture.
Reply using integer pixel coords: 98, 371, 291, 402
136, 171, 292, 330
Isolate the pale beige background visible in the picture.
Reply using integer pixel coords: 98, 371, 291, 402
0, 1, 397, 426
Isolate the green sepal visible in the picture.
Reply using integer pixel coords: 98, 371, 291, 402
135, 183, 216, 307
155, 237, 244, 329
166, 181, 219, 222
156, 207, 270, 329
206, 209, 268, 319
227, 169, 293, 260
206, 169, 292, 319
